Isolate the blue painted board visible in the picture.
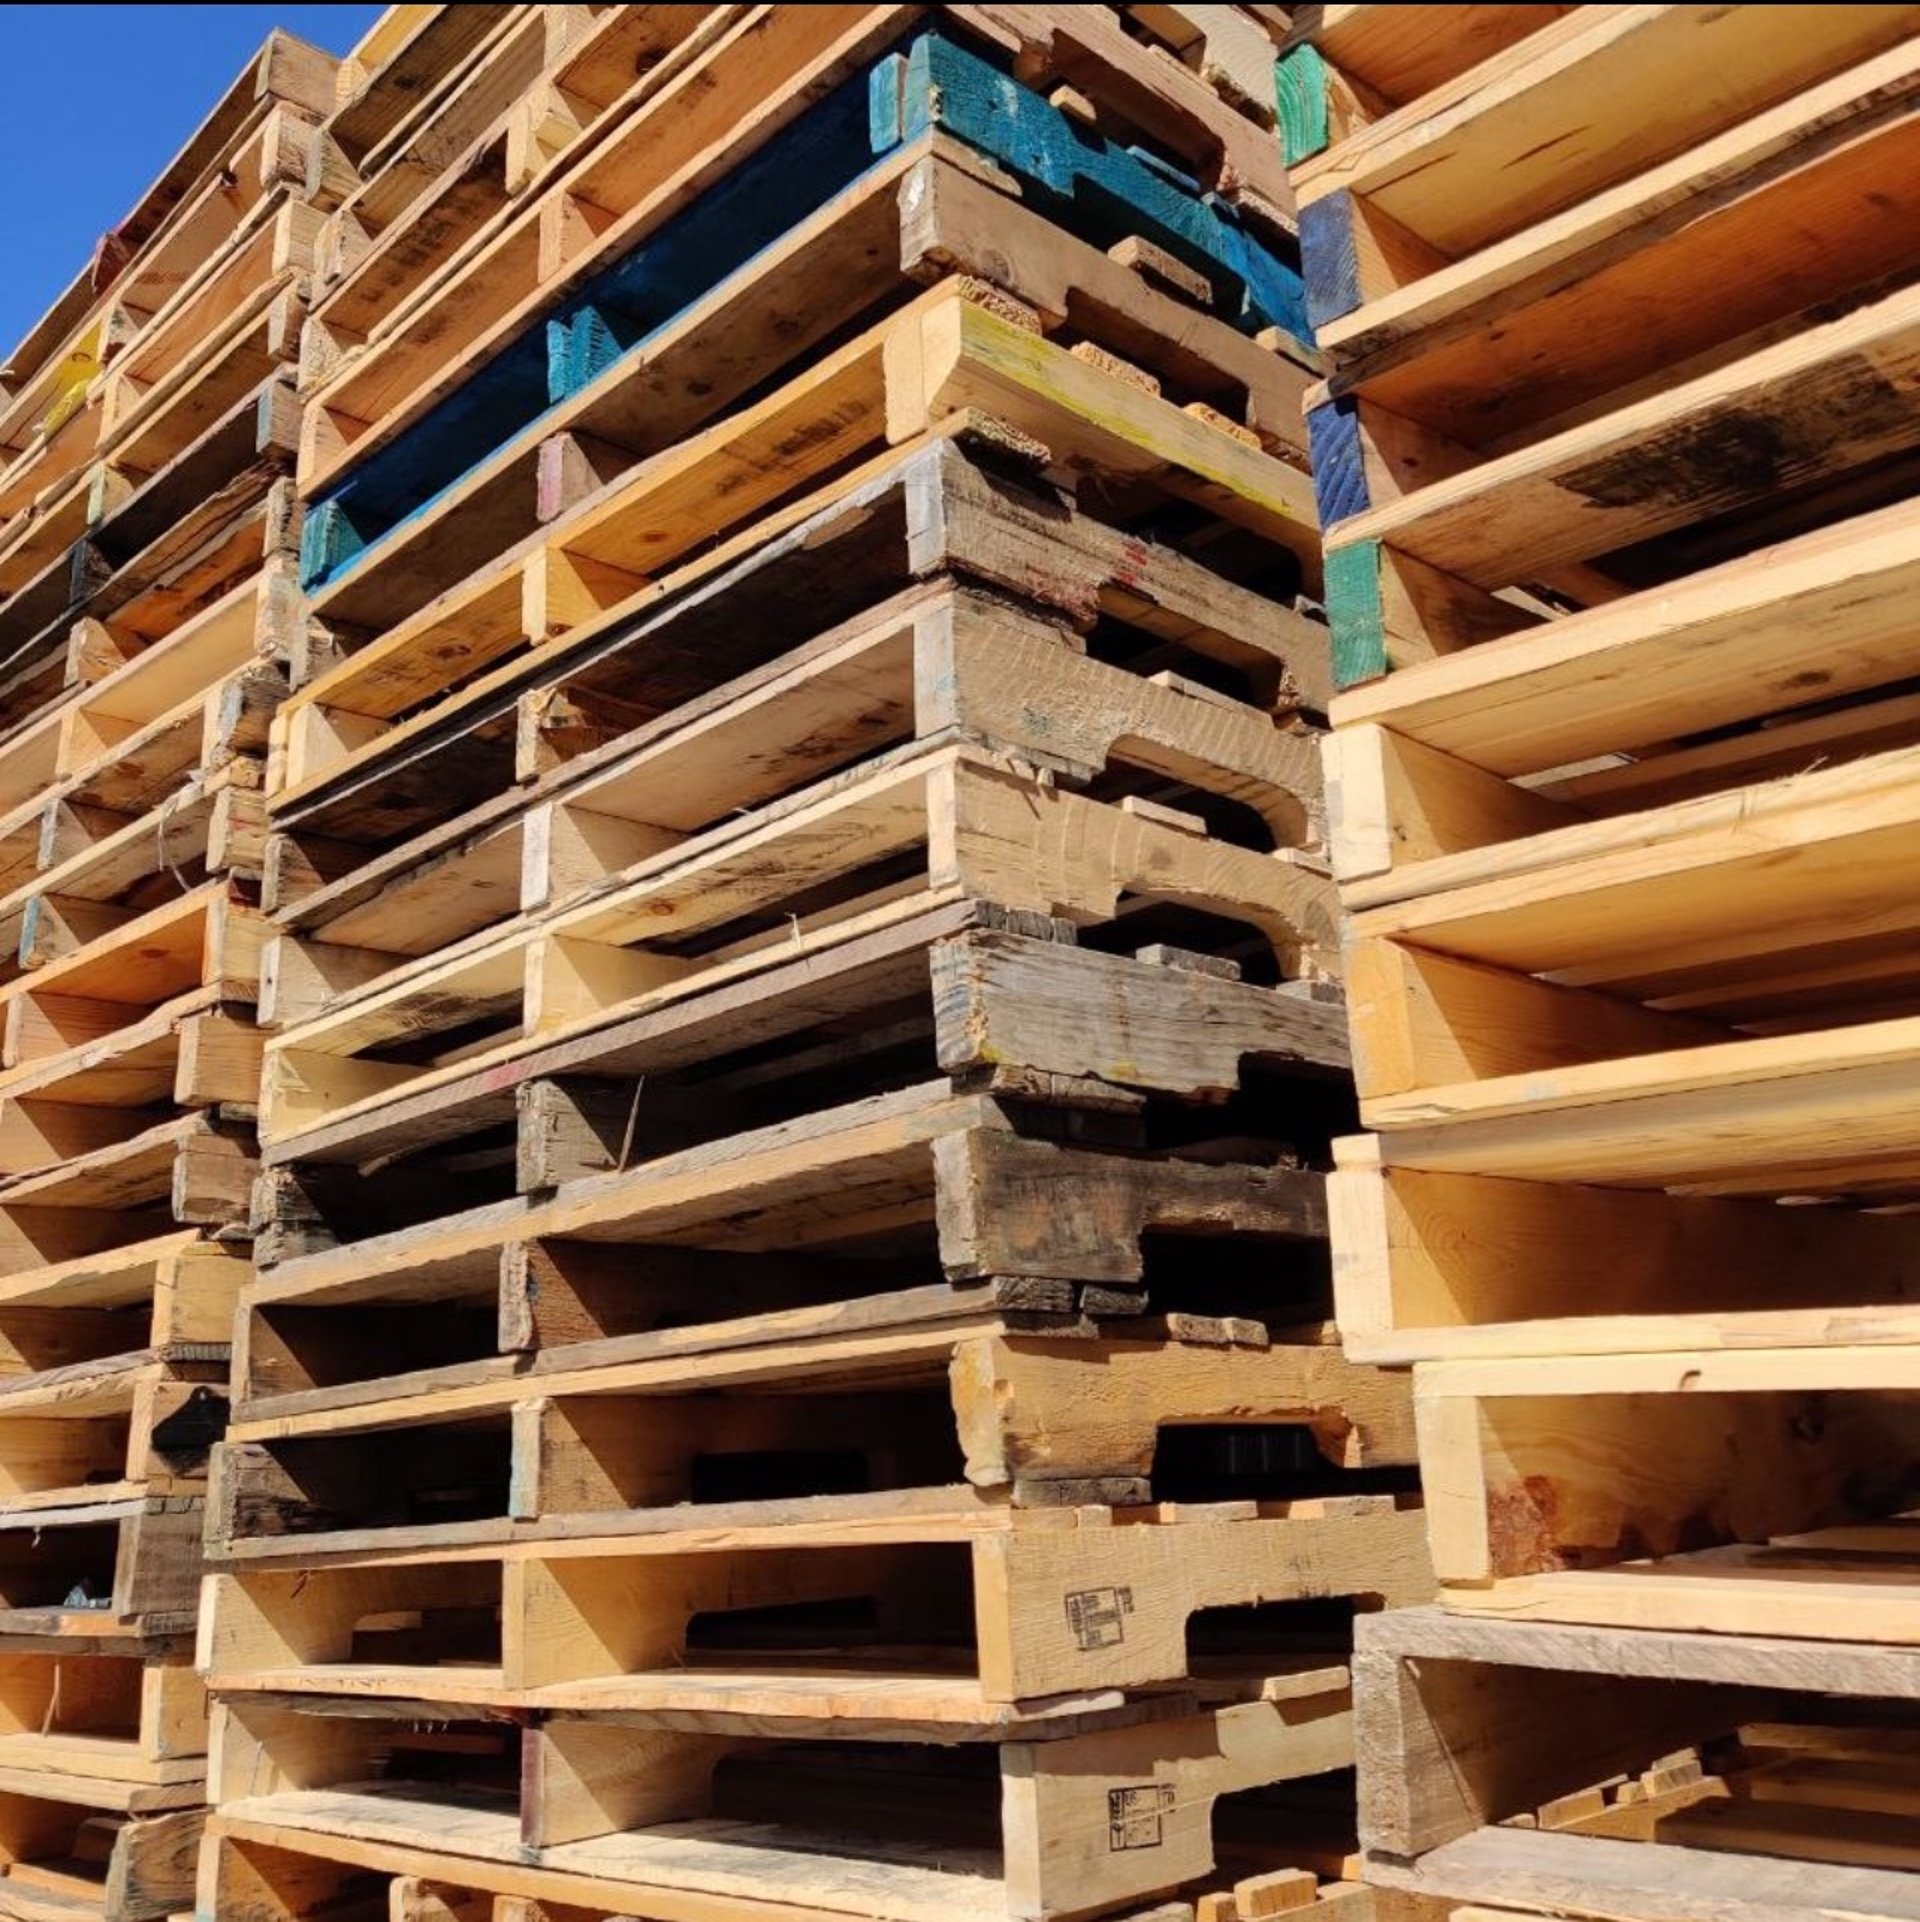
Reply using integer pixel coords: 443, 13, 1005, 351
1305, 395, 1368, 529
1300, 190, 1362, 332
304, 58, 881, 591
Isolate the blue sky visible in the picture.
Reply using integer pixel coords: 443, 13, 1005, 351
0, 5, 382, 355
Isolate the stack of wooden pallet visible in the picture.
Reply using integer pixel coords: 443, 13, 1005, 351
0, 28, 342, 1922
1284, 7, 1920, 1922
192, 7, 1433, 1922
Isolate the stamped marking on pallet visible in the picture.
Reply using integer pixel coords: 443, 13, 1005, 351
1108, 1781, 1176, 1850
1066, 1585, 1135, 1650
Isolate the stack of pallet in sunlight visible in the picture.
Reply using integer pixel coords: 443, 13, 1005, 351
1284, 8, 1920, 1922
194, 8, 1439, 1922
0, 27, 345, 1920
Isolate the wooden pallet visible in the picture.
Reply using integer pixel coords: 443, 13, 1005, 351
1320, 267, 1920, 686
1408, 1346, 1920, 1625
243, 1068, 1331, 1365
0, 880, 263, 1115
0, 1229, 242, 1369
1327, 673, 1920, 1145
0, 1496, 201, 1636
258, 740, 1337, 1148
300, 8, 725, 383
202, 1491, 1427, 1703
1343, 741, 1920, 1047
1356, 1605, 1920, 1922
0, 29, 333, 500
0, 1784, 201, 1922
0, 376, 300, 736
210, 1315, 1413, 1555
204, 1681, 1356, 1922
295, 171, 1313, 674
1324, 504, 1920, 900
0, 1353, 225, 1512
1279, 7, 1920, 686
278, 129, 1318, 749
264, 560, 1328, 1005
0, 262, 305, 598
1304, 32, 1920, 461
0, 559, 292, 850
1285, 5, 1917, 325
1328, 1133, 1920, 1365
296, 8, 1304, 508
0, 1174, 242, 1669
258, 896, 1346, 1178
0, 759, 265, 1013
1283, 5, 1914, 317
268, 433, 1327, 965
205, 1820, 1377, 1922
0, 1110, 254, 1289
270, 575, 1324, 982
0, 1647, 203, 1792
235, 1138, 1329, 1416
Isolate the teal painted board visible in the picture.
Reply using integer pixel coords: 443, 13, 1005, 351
1326, 539, 1388, 688
1276, 45, 1331, 166
880, 34, 1310, 342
